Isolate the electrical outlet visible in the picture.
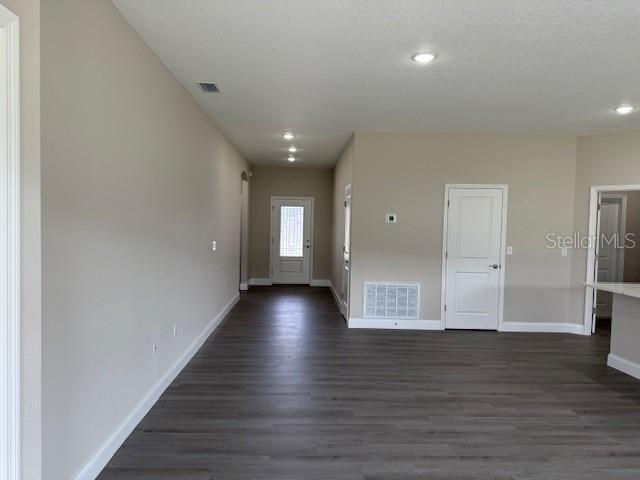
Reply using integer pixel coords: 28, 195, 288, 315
173, 323, 177, 337
212, 241, 217, 252
152, 341, 159, 356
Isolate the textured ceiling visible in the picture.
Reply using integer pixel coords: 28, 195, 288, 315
112, 0, 640, 168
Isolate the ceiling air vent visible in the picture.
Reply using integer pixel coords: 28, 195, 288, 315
198, 82, 220, 93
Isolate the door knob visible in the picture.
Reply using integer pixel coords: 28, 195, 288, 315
489, 264, 501, 269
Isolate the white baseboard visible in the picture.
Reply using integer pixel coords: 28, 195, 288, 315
72, 293, 240, 480
499, 322, 585, 335
608, 353, 640, 380
349, 317, 444, 330
328, 281, 345, 313
249, 278, 331, 287
239, 283, 248, 291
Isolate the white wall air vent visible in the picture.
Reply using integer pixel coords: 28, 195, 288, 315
364, 282, 420, 320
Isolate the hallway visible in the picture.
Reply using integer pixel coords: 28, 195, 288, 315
95, 286, 640, 479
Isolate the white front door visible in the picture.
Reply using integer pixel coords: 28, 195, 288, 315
444, 187, 506, 330
271, 197, 313, 284
595, 195, 626, 319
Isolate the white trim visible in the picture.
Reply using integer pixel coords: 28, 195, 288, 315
249, 278, 272, 286
328, 281, 345, 315
608, 354, 640, 380
310, 279, 331, 287
0, 7, 20, 480
441, 184, 509, 331
72, 294, 240, 480
342, 183, 352, 319
239, 283, 249, 291
269, 196, 315, 284
584, 184, 640, 335
348, 318, 444, 331
499, 322, 585, 335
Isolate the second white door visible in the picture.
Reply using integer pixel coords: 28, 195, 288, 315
444, 186, 506, 330
271, 197, 313, 284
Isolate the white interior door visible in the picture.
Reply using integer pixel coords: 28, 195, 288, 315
271, 197, 313, 284
341, 185, 352, 316
444, 187, 506, 330
595, 195, 625, 319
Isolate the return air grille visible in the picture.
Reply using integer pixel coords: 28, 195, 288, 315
364, 282, 420, 320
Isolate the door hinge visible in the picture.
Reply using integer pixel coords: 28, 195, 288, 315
447, 200, 450, 207
344, 201, 347, 207
592, 306, 597, 314
445, 251, 448, 259
444, 304, 447, 312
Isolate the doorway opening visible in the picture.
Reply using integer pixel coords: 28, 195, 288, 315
270, 196, 314, 284
584, 186, 640, 334
239, 172, 249, 291
441, 184, 508, 330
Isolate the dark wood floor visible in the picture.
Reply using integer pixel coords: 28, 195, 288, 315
99, 286, 640, 480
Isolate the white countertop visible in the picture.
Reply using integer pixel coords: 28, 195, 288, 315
585, 282, 640, 300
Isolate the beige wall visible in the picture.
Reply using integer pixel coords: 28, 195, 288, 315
249, 166, 334, 280
349, 132, 578, 324
4, 0, 42, 478
570, 131, 640, 325
41, 0, 248, 478
331, 137, 354, 307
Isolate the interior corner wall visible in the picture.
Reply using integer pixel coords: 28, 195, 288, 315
348, 132, 578, 325
331, 137, 354, 299
40, 0, 249, 478
570, 131, 640, 327
4, 0, 42, 478
249, 166, 334, 281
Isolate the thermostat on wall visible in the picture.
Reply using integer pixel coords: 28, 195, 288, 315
385, 214, 398, 223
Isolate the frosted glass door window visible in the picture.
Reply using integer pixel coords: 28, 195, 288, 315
280, 206, 305, 257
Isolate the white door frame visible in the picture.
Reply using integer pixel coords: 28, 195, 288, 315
440, 184, 509, 330
341, 184, 352, 317
0, 4, 21, 480
269, 196, 314, 284
239, 176, 249, 291
584, 185, 640, 335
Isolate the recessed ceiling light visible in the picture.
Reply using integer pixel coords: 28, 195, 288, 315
288, 146, 298, 153
411, 52, 437, 64
615, 105, 634, 115
283, 132, 294, 140
288, 155, 296, 162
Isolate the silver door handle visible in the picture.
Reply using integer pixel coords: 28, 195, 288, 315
489, 264, 501, 269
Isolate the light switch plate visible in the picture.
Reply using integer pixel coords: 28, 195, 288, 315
212, 241, 217, 252
506, 246, 513, 256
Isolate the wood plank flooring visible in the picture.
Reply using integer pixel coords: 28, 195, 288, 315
98, 286, 640, 480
